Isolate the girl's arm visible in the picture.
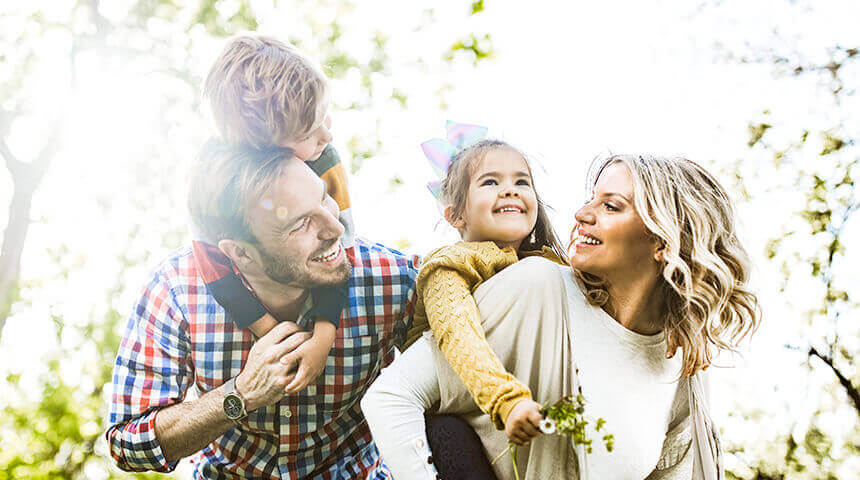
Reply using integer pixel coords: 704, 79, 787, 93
423, 266, 532, 429
361, 338, 441, 480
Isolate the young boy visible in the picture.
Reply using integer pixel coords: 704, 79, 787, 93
195, 35, 355, 393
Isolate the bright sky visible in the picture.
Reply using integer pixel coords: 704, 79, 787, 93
1, 0, 858, 475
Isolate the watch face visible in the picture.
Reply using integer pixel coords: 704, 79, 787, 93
224, 395, 244, 419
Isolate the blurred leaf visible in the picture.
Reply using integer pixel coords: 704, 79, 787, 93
445, 33, 494, 66
820, 132, 845, 155
746, 122, 771, 147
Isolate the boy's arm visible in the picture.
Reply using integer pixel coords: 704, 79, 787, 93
192, 241, 272, 333
281, 320, 336, 393
423, 266, 532, 430
307, 145, 355, 248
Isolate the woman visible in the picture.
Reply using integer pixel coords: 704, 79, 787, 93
361, 154, 760, 479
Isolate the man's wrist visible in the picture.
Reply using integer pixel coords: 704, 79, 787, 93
233, 372, 258, 413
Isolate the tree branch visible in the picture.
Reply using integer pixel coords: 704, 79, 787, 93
809, 346, 860, 417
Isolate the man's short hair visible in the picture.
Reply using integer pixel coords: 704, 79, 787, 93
188, 139, 294, 243
203, 34, 328, 149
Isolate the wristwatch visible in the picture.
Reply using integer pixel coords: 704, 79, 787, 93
223, 377, 248, 423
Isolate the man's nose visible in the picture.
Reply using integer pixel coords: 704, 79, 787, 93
319, 208, 344, 240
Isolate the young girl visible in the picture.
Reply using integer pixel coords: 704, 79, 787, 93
401, 129, 568, 449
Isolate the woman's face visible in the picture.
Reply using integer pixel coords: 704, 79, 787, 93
570, 162, 660, 279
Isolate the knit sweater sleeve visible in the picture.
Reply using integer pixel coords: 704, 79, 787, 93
417, 241, 531, 429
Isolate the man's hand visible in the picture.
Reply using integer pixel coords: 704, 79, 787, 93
282, 321, 337, 393
235, 321, 311, 411
505, 398, 543, 445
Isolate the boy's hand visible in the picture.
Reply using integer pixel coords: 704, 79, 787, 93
505, 398, 543, 445
281, 320, 337, 394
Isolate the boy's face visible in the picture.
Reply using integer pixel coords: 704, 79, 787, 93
282, 112, 332, 162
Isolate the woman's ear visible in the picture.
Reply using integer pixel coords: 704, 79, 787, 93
653, 242, 666, 263
443, 205, 466, 230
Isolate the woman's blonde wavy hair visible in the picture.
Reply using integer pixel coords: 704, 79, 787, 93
574, 154, 760, 376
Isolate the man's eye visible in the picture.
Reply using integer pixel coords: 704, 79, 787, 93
292, 218, 309, 233
481, 179, 498, 186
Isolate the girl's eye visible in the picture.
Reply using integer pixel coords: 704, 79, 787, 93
516, 179, 531, 186
480, 179, 498, 186
604, 202, 619, 212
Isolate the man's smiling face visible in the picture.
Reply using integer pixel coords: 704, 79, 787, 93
245, 157, 349, 288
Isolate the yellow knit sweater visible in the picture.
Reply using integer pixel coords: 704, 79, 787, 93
404, 241, 565, 429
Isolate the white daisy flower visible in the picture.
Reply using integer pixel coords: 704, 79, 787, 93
539, 417, 557, 435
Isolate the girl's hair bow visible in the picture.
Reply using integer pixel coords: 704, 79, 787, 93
421, 121, 489, 199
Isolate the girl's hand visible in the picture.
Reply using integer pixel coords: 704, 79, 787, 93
505, 399, 543, 445
281, 321, 336, 393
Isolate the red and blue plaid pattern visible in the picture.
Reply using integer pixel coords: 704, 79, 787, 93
106, 238, 417, 479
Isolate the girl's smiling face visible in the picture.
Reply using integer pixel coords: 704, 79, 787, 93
570, 161, 661, 279
448, 148, 538, 251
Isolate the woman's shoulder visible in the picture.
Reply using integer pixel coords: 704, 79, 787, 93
475, 256, 566, 298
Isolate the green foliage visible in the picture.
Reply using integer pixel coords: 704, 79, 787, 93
471, 0, 486, 15
726, 36, 859, 480
541, 394, 613, 454
446, 33, 494, 65
747, 122, 772, 147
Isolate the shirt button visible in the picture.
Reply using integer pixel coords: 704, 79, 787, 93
284, 410, 292, 419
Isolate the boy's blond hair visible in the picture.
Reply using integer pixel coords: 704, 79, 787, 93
204, 34, 328, 149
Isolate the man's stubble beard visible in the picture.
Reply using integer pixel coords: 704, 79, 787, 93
258, 244, 351, 288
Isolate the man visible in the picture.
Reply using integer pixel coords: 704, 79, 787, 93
105, 141, 417, 479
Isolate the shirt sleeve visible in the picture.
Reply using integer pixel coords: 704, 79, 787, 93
309, 282, 348, 329
105, 269, 194, 472
417, 242, 531, 429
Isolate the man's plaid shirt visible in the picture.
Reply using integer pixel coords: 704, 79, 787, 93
106, 238, 418, 479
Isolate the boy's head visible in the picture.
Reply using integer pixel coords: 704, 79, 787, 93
204, 34, 331, 158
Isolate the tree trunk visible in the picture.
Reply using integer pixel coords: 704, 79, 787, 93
0, 121, 61, 341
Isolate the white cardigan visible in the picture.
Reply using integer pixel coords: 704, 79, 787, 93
362, 257, 722, 480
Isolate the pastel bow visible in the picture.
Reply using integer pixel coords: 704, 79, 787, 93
421, 121, 489, 199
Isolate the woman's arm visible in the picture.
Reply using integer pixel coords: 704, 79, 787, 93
361, 337, 442, 480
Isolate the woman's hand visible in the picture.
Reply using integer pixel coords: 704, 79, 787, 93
505, 398, 543, 445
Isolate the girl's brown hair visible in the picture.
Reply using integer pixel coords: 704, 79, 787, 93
439, 139, 567, 261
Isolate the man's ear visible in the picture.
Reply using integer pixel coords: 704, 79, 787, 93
218, 239, 258, 268
443, 205, 466, 230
